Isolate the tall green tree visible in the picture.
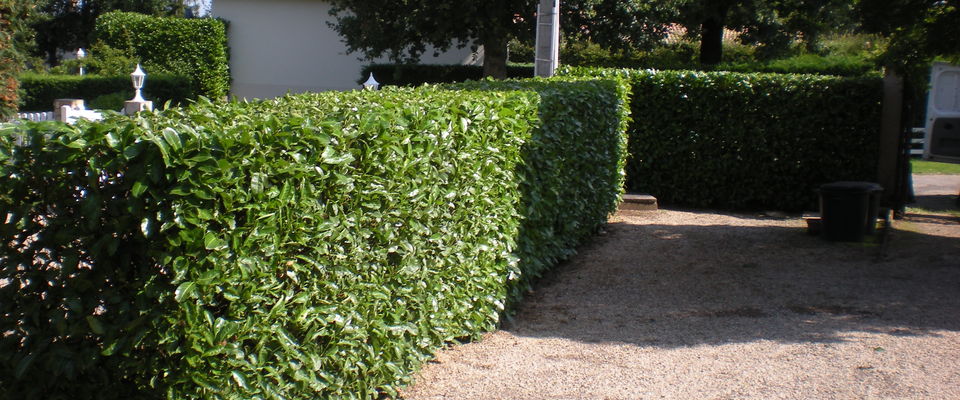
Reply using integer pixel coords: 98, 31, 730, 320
858, 0, 960, 70
676, 0, 857, 64
327, 0, 676, 78
0, 0, 38, 117
327, 0, 536, 79
561, 0, 682, 52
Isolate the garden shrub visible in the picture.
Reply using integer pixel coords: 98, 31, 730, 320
93, 11, 229, 99
18, 72, 193, 111
560, 66, 884, 211
0, 76, 628, 399
359, 64, 534, 87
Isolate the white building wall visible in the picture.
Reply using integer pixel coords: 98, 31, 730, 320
213, 0, 479, 99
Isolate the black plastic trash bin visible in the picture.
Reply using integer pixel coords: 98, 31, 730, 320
818, 181, 883, 242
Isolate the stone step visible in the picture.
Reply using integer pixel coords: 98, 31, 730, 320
620, 193, 658, 211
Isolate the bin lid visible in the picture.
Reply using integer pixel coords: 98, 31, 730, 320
820, 181, 883, 193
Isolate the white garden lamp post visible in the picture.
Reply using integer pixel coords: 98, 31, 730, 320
76, 48, 86, 75
123, 64, 153, 114
362, 73, 380, 90
130, 64, 146, 102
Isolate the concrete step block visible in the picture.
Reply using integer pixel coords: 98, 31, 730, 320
620, 193, 658, 211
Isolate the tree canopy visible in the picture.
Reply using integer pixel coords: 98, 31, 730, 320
30, 0, 192, 64
675, 0, 859, 64
0, 0, 38, 116
858, 0, 959, 70
327, 0, 679, 78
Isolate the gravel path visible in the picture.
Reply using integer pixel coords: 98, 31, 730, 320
401, 175, 960, 400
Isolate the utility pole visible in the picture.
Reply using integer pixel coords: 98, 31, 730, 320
534, 0, 559, 77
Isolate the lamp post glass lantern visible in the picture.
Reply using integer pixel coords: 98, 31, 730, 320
131, 64, 146, 102
76, 48, 85, 75
363, 73, 380, 90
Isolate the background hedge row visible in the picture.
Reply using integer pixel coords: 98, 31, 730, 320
361, 57, 876, 89
360, 64, 534, 87
93, 11, 229, 99
18, 72, 194, 111
559, 66, 883, 211
0, 77, 629, 399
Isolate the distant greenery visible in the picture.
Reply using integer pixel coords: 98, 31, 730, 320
509, 33, 881, 76
912, 159, 960, 175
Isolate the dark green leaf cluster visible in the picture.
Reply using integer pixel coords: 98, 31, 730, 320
18, 72, 194, 112
360, 64, 534, 87
560, 66, 883, 211
0, 77, 628, 398
93, 11, 230, 99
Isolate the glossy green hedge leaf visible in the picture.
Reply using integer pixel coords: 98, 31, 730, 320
175, 281, 198, 302
86, 316, 106, 335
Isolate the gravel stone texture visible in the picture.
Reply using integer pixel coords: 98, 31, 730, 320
401, 175, 960, 400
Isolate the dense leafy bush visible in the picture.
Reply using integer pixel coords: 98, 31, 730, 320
94, 11, 229, 99
560, 66, 883, 211
0, 77, 628, 398
18, 72, 193, 111
360, 64, 533, 87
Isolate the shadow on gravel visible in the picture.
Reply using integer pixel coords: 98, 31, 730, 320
506, 216, 960, 349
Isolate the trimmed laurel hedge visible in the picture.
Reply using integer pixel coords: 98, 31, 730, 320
94, 12, 229, 99
360, 64, 534, 87
559, 66, 883, 211
443, 77, 629, 295
18, 72, 194, 111
0, 77, 628, 399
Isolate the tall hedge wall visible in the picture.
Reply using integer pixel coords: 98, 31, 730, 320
18, 72, 195, 111
93, 12, 229, 99
559, 66, 883, 211
0, 78, 628, 399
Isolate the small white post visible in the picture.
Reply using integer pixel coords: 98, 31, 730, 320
76, 48, 86, 75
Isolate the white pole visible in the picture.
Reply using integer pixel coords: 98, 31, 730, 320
534, 0, 560, 77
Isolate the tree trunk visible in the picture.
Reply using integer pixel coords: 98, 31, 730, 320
699, 16, 725, 65
482, 34, 509, 79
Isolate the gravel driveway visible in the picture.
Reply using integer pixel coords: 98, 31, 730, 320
401, 175, 960, 400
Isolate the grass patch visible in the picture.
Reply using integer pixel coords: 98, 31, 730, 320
911, 159, 960, 175
906, 206, 960, 218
